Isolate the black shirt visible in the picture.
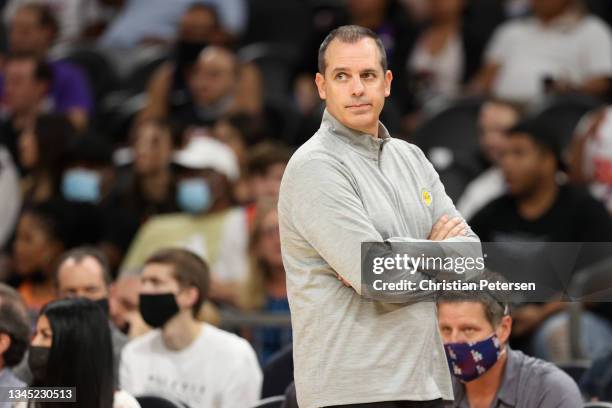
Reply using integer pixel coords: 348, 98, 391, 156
469, 185, 612, 243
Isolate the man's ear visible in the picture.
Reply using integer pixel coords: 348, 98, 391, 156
384, 69, 393, 97
315, 72, 326, 100
497, 315, 512, 345
178, 286, 199, 310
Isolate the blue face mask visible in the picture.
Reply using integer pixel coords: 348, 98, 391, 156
444, 333, 505, 382
177, 178, 212, 214
62, 168, 101, 203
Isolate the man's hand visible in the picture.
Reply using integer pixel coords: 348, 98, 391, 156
428, 215, 466, 241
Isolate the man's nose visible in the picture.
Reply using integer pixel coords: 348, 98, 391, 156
350, 76, 365, 96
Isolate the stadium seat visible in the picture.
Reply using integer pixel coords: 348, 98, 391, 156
528, 94, 604, 151
136, 395, 189, 408
251, 395, 286, 408
409, 97, 486, 201
238, 42, 299, 103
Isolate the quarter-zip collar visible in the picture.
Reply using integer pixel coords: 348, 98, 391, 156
321, 109, 391, 161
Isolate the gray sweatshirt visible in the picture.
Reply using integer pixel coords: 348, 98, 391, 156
278, 110, 481, 408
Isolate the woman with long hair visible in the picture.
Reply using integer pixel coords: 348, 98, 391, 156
22, 298, 139, 408
240, 201, 291, 363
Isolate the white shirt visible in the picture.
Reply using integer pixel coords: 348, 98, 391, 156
119, 323, 262, 408
486, 14, 612, 102
0, 147, 20, 249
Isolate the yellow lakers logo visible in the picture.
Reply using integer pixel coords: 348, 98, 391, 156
422, 189, 432, 206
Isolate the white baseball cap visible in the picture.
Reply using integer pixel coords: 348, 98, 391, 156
173, 136, 240, 181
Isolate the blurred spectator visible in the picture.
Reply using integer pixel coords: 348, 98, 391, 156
408, 0, 480, 105
26, 298, 140, 408
3, 0, 118, 44
99, 0, 246, 49
55, 246, 128, 387
471, 0, 612, 103
470, 118, 612, 242
261, 344, 293, 399
169, 46, 251, 128
120, 136, 248, 305
457, 100, 520, 220
580, 348, 612, 401
109, 119, 179, 225
109, 272, 148, 340
1, 3, 93, 128
18, 114, 76, 206
60, 135, 140, 268
568, 106, 612, 213
240, 203, 291, 363
0, 147, 20, 250
437, 289, 583, 407
0, 284, 29, 393
0, 53, 52, 163
119, 248, 261, 407
138, 3, 221, 121
11, 201, 67, 313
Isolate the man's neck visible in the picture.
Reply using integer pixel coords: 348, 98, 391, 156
465, 350, 508, 407
517, 179, 559, 220
161, 311, 202, 351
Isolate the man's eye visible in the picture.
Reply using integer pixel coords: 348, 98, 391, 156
336, 73, 346, 80
362, 73, 375, 79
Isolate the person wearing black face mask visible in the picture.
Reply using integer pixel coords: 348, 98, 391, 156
436, 287, 582, 408
54, 247, 128, 388
119, 248, 262, 407
26, 298, 140, 408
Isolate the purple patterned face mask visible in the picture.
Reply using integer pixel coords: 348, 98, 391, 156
444, 333, 505, 382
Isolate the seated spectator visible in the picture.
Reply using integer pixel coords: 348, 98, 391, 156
120, 136, 248, 305
138, 3, 222, 121
240, 203, 291, 363
471, 0, 612, 103
0, 146, 20, 250
437, 288, 583, 407
408, 0, 480, 105
55, 247, 128, 386
99, 0, 246, 48
580, 348, 612, 401
243, 142, 292, 220
60, 135, 140, 269
1, 3, 93, 129
3, 0, 118, 44
0, 53, 53, 165
0, 284, 30, 391
109, 119, 179, 225
25, 298, 140, 408
470, 118, 612, 242
568, 106, 612, 213
168, 45, 259, 129
457, 100, 520, 220
119, 248, 261, 407
10, 201, 67, 314
18, 114, 76, 206
109, 272, 149, 340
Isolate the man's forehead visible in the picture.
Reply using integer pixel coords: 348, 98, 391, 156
142, 262, 175, 279
325, 37, 383, 72
439, 301, 488, 322
59, 257, 104, 280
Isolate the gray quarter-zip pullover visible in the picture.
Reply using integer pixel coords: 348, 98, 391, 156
278, 110, 480, 408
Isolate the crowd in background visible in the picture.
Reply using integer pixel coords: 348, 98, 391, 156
2, 0, 612, 406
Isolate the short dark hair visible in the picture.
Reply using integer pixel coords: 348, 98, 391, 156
437, 271, 511, 328
247, 142, 292, 177
318, 25, 387, 74
6, 52, 53, 83
0, 284, 30, 367
56, 246, 113, 287
144, 248, 210, 317
18, 3, 59, 41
